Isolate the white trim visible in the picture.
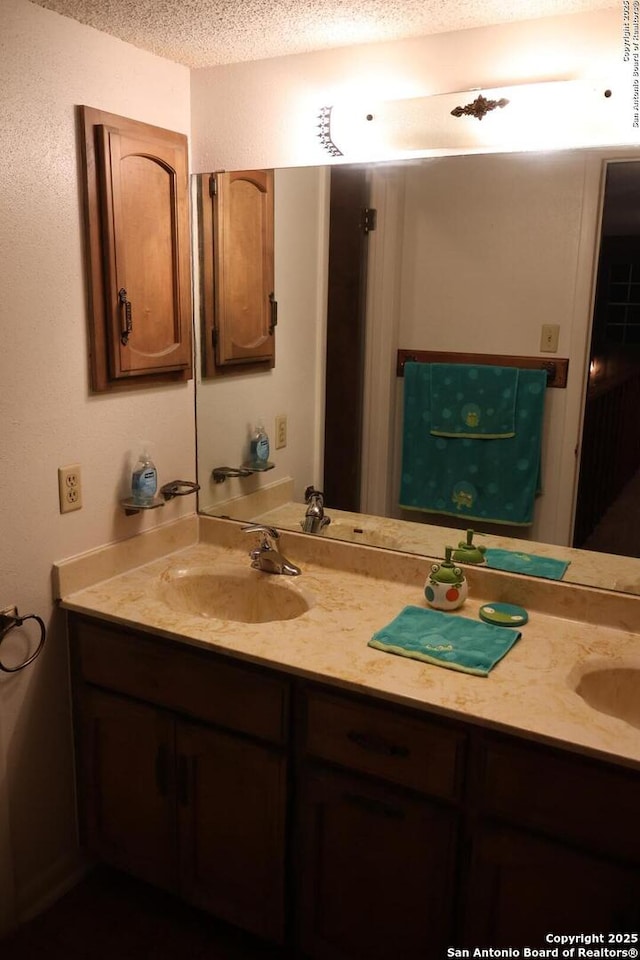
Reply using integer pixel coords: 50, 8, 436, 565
360, 166, 406, 516
314, 168, 331, 488
560, 147, 640, 545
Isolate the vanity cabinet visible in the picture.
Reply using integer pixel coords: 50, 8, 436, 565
295, 687, 466, 959
463, 824, 640, 947
461, 731, 640, 947
70, 616, 288, 943
68, 613, 640, 956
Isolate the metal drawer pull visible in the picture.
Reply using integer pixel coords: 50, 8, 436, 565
347, 729, 410, 758
344, 792, 405, 820
118, 288, 132, 345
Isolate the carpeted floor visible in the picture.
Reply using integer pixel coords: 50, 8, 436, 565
1, 866, 289, 960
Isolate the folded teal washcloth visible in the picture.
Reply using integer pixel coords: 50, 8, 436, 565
369, 605, 521, 677
485, 547, 569, 581
430, 363, 519, 439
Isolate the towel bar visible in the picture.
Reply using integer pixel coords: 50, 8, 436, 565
396, 350, 569, 388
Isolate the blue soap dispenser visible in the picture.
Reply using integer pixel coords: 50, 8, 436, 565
131, 444, 158, 505
250, 422, 270, 469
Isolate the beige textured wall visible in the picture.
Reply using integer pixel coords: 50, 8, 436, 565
0, 0, 193, 930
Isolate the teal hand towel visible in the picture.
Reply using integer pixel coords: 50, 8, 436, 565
400, 362, 546, 526
485, 547, 569, 581
369, 605, 521, 677
430, 363, 519, 438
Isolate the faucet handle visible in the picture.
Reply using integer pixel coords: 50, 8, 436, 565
304, 485, 324, 504
241, 523, 280, 545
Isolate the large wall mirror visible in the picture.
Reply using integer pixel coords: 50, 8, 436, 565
194, 146, 640, 597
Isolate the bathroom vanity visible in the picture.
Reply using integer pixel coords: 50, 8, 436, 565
58, 519, 640, 958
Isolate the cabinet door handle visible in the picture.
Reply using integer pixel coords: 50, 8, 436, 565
118, 288, 133, 346
347, 729, 409, 758
269, 292, 277, 334
344, 791, 405, 821
155, 744, 169, 797
177, 754, 190, 806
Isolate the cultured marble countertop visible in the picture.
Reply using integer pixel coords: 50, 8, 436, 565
57, 525, 640, 772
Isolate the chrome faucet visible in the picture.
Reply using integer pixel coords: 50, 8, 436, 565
301, 486, 331, 534
241, 524, 301, 576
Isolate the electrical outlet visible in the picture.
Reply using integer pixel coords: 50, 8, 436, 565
540, 323, 560, 353
58, 464, 82, 513
275, 414, 287, 449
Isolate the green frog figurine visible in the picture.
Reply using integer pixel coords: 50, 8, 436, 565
424, 547, 468, 611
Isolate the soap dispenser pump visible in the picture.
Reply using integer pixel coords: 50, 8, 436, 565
452, 529, 487, 565
424, 547, 468, 611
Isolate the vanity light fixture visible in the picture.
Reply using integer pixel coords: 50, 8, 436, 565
317, 78, 629, 161
450, 93, 510, 121
316, 106, 343, 157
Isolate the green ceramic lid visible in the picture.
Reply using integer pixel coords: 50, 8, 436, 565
429, 547, 465, 585
452, 529, 487, 565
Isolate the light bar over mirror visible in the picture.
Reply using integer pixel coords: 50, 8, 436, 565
317, 79, 632, 161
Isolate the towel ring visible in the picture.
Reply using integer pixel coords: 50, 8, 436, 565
0, 613, 46, 673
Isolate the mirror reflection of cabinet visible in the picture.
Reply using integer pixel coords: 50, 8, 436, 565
80, 106, 192, 392
198, 170, 276, 377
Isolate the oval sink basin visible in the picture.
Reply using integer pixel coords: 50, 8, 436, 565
575, 668, 640, 729
158, 568, 312, 623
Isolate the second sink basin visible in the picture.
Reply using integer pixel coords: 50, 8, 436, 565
158, 567, 313, 623
574, 667, 640, 729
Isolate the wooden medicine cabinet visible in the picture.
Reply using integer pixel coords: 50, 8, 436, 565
79, 106, 192, 392
198, 170, 276, 378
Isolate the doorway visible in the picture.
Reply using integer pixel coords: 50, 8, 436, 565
322, 165, 371, 512
573, 161, 640, 557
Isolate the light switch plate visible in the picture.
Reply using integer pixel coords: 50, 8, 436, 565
540, 324, 560, 353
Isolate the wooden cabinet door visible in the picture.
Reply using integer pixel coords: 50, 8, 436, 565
176, 721, 287, 943
200, 170, 275, 375
98, 126, 191, 377
462, 824, 640, 948
80, 107, 192, 390
297, 766, 458, 960
78, 689, 175, 889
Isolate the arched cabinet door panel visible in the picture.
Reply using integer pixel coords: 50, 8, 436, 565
199, 170, 276, 378
80, 106, 192, 391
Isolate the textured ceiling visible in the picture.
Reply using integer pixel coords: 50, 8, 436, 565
29, 0, 617, 68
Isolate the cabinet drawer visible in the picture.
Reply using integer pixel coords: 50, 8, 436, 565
478, 736, 640, 862
303, 689, 465, 799
73, 618, 288, 744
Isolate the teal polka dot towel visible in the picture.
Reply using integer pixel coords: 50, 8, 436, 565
430, 363, 519, 438
399, 362, 546, 526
